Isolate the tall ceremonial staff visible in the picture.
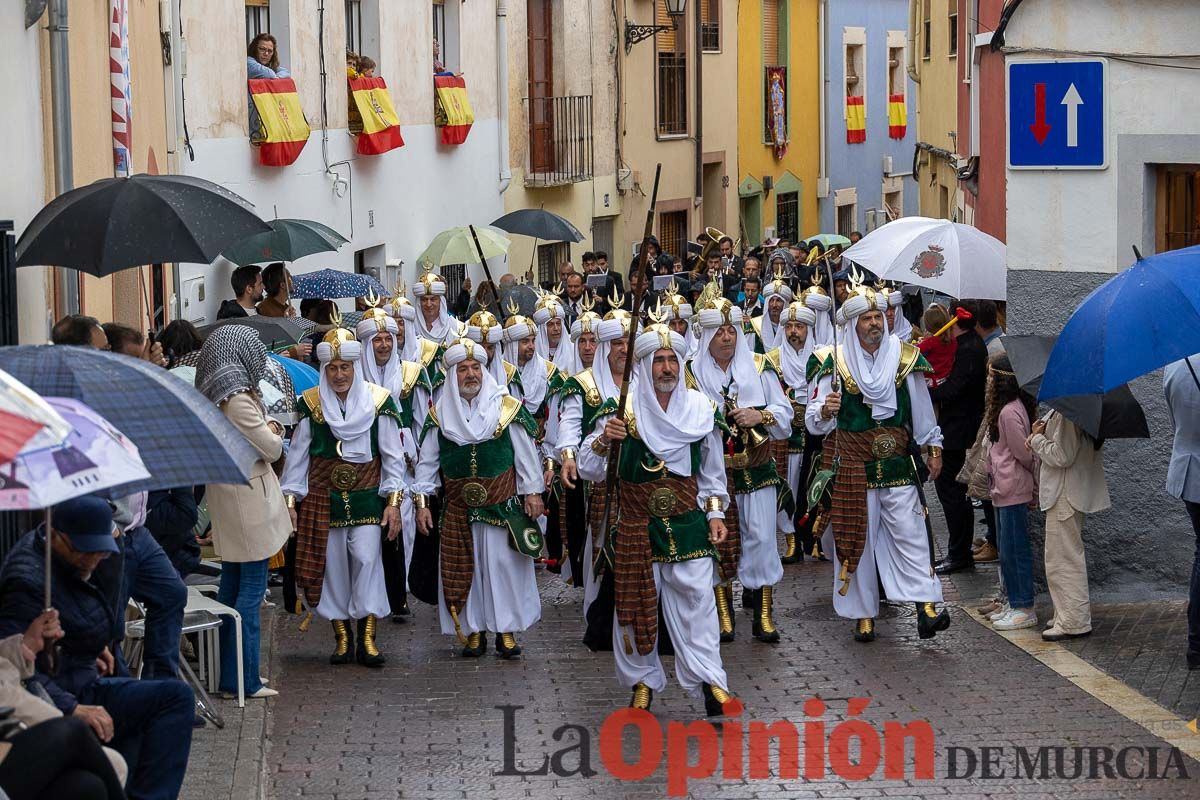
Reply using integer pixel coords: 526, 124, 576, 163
593, 163, 662, 573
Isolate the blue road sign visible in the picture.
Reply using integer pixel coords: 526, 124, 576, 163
1008, 59, 1106, 170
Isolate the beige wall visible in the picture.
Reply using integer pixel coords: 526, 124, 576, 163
914, 0, 960, 220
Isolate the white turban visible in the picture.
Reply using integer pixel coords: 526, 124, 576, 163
437, 339, 506, 446
412, 272, 459, 343
503, 316, 548, 410
779, 302, 816, 394
763, 278, 794, 304
592, 315, 632, 401
630, 324, 714, 476
443, 338, 489, 368
533, 296, 564, 325
661, 295, 693, 321
316, 338, 362, 364
389, 296, 417, 322
887, 290, 913, 340
356, 314, 402, 394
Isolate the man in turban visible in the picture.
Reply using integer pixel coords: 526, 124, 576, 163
412, 271, 464, 346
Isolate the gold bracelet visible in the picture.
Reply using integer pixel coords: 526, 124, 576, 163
413, 494, 428, 509
591, 437, 610, 456
560, 447, 577, 462
284, 495, 296, 509
543, 458, 556, 473
387, 491, 403, 508
759, 410, 777, 429
705, 496, 723, 513
927, 446, 943, 459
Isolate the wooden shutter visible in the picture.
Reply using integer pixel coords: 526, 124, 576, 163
656, 1, 677, 53
763, 1, 779, 66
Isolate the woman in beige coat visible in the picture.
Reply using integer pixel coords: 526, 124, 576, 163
196, 326, 292, 699
1027, 410, 1111, 641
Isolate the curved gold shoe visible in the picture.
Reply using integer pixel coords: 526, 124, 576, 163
702, 683, 733, 717
356, 615, 386, 667
714, 585, 735, 643
461, 631, 487, 657
781, 533, 801, 564
752, 585, 781, 643
854, 618, 876, 643
330, 619, 354, 665
629, 682, 653, 710
917, 602, 951, 640
497, 631, 522, 659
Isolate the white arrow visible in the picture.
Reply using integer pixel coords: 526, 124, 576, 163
1061, 83, 1083, 148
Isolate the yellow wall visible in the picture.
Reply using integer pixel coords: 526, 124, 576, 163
913, 0, 959, 220
737, 0, 821, 247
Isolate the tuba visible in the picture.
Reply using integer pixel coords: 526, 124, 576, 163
698, 226, 728, 269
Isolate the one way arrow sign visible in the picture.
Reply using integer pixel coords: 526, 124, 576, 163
1008, 59, 1107, 170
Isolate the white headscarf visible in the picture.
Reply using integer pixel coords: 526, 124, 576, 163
800, 288, 835, 347
412, 273, 460, 343
888, 290, 913, 341
779, 302, 817, 397
316, 338, 376, 461
503, 317, 548, 411
356, 313, 403, 396
533, 296, 572, 367
566, 311, 603, 377
693, 304, 766, 407
630, 325, 716, 476
593, 316, 631, 401
760, 279, 794, 351
840, 290, 902, 421
464, 312, 509, 389
437, 340, 506, 446
387, 297, 421, 362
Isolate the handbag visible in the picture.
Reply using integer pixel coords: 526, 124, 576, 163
958, 419, 992, 500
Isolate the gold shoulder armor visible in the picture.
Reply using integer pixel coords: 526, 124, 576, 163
301, 386, 324, 424
370, 384, 393, 410
504, 361, 517, 384
896, 341, 921, 385
623, 405, 639, 440
750, 316, 764, 339
399, 360, 423, 397
495, 395, 523, 436
575, 369, 602, 407
834, 349, 861, 395
764, 347, 783, 374
419, 338, 439, 367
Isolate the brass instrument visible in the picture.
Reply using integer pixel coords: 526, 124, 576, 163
698, 226, 728, 270
724, 389, 770, 468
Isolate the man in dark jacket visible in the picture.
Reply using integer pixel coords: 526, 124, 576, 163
929, 303, 988, 574
215, 264, 263, 320
0, 496, 194, 800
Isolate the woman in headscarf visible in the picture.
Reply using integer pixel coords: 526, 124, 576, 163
195, 325, 292, 700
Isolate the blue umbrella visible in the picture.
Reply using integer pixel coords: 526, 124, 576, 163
0, 346, 258, 495
1040, 245, 1200, 401
268, 352, 318, 394
291, 268, 386, 300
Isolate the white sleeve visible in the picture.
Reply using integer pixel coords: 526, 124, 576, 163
576, 412, 614, 482
410, 385, 430, 443
556, 394, 583, 456
760, 371, 793, 441
805, 374, 838, 436
413, 425, 443, 495
511, 425, 546, 496
376, 415, 408, 495
541, 394, 562, 462
280, 418, 311, 500
906, 373, 943, 448
698, 428, 728, 520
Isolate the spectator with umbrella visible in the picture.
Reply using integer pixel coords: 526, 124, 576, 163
195, 325, 292, 699
217, 264, 265, 320
157, 320, 205, 369
50, 315, 108, 349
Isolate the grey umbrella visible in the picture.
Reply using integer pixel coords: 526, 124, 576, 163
220, 218, 349, 266
0, 346, 258, 496
1002, 334, 1150, 440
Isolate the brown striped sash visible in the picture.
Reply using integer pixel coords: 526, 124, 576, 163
440, 468, 518, 619
826, 427, 910, 576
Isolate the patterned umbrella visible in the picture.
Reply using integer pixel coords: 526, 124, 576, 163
0, 346, 258, 494
290, 268, 386, 300
220, 218, 348, 266
0, 368, 72, 461
197, 316, 305, 351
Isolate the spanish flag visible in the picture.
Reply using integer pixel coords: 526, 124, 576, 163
434, 75, 474, 145
846, 95, 866, 144
888, 94, 907, 139
249, 78, 310, 166
349, 77, 404, 155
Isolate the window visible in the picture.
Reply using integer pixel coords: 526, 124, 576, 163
246, 0, 270, 39
701, 0, 720, 52
658, 210, 689, 262
537, 243, 570, 287
443, 264, 466, 303
762, 1, 787, 143
1156, 166, 1200, 252
837, 204, 855, 237
835, 188, 858, 237
775, 192, 798, 246
433, 0, 459, 73
655, 1, 687, 136
922, 0, 931, 60
527, 0, 555, 174
845, 44, 864, 98
345, 0, 363, 53
888, 45, 904, 95
948, 5, 958, 57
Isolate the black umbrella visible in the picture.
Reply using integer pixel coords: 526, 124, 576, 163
221, 218, 348, 266
1002, 334, 1150, 440
15, 173, 271, 276
197, 316, 305, 352
491, 208, 585, 243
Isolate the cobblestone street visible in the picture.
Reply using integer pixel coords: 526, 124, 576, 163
182, 535, 1200, 800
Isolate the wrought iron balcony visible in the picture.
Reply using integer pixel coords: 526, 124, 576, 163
523, 95, 593, 187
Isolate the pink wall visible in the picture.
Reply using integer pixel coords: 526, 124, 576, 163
958, 0, 1007, 242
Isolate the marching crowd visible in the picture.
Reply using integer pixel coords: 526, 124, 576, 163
0, 231, 1168, 800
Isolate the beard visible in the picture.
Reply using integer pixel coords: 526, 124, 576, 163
459, 380, 481, 400
861, 327, 883, 345
786, 333, 806, 349
653, 376, 678, 393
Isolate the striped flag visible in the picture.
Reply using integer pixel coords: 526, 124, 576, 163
846, 95, 866, 144
434, 75, 475, 145
249, 78, 311, 166
888, 94, 907, 139
349, 77, 404, 155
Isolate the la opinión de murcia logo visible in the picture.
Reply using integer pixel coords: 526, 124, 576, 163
495, 701, 1190, 796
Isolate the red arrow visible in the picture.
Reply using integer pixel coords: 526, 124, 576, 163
1030, 82, 1051, 145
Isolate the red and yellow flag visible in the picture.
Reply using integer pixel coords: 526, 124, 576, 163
888, 94, 907, 139
846, 95, 866, 144
434, 75, 475, 145
249, 78, 310, 166
349, 77, 404, 155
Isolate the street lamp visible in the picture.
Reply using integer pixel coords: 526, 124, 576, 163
624, 0, 687, 55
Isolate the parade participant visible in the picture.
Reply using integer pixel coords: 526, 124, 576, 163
805, 283, 950, 643
658, 285, 697, 359
412, 271, 464, 346
533, 292, 572, 369
577, 323, 734, 715
281, 320, 408, 666
529, 292, 573, 570
463, 310, 523, 397
884, 285, 915, 342
356, 308, 427, 621
747, 274, 794, 354
386, 291, 421, 362
777, 301, 819, 564
503, 309, 556, 418
690, 292, 792, 643
799, 274, 836, 348
414, 340, 545, 659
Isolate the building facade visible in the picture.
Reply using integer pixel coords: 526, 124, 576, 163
735, 0, 821, 249
1001, 0, 1200, 589
911, 0, 960, 220
956, 0, 1005, 241
820, 0, 916, 236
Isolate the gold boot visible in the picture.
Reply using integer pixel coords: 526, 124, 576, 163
917, 602, 951, 640
753, 585, 780, 643
714, 584, 735, 642
781, 533, 801, 564
702, 683, 733, 716
630, 682, 653, 710
330, 620, 353, 665
356, 616, 386, 667
854, 618, 876, 643
497, 632, 522, 659
462, 631, 486, 657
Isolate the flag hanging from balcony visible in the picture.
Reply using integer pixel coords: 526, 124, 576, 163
766, 66, 788, 160
434, 75, 474, 145
846, 95, 866, 144
249, 78, 311, 166
349, 77, 404, 155
888, 94, 907, 139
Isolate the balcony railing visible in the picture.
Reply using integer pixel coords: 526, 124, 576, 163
523, 95, 594, 187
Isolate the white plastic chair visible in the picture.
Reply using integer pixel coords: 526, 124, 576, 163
188, 585, 245, 708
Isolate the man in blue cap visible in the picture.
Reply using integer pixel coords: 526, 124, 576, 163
0, 496, 194, 800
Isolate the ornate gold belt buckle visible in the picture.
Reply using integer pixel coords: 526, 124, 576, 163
648, 487, 677, 518
871, 433, 899, 460
330, 463, 359, 491
462, 481, 489, 508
